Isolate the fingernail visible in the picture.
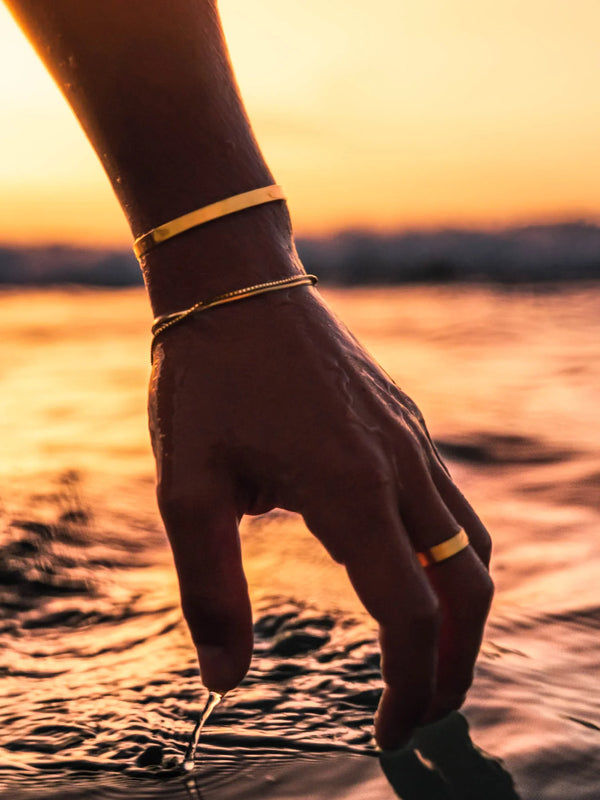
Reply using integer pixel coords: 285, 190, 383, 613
197, 645, 234, 693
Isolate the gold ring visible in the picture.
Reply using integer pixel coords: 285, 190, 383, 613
416, 529, 469, 568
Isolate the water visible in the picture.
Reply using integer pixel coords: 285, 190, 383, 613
182, 691, 223, 772
0, 284, 599, 799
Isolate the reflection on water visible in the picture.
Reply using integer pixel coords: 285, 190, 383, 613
381, 713, 520, 799
1, 285, 599, 800
6, 714, 521, 800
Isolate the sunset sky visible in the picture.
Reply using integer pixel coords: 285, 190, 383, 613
1, 0, 600, 246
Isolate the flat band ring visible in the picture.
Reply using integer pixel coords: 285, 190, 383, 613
416, 529, 470, 568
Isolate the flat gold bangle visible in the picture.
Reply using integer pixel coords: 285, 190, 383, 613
150, 274, 318, 358
133, 185, 286, 259
416, 529, 469, 568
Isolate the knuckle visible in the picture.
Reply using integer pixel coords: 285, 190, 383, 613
156, 487, 196, 524
478, 529, 493, 567
156, 482, 217, 528
481, 571, 495, 610
470, 568, 495, 611
451, 566, 494, 625
395, 431, 433, 489
178, 571, 242, 626
396, 425, 426, 460
328, 449, 393, 498
405, 591, 441, 635
180, 589, 225, 623
180, 599, 228, 646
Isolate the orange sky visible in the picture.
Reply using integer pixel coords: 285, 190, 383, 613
1, 0, 600, 246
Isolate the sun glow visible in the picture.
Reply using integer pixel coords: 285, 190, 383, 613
1, 0, 600, 245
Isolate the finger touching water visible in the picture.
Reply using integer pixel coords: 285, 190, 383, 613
148, 288, 494, 749
305, 492, 442, 749
424, 547, 494, 723
157, 484, 254, 695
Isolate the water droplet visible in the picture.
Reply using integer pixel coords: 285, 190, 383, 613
182, 690, 223, 772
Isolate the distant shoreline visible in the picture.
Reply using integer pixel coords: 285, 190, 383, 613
2, 220, 600, 286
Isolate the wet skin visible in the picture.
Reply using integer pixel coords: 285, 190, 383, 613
6, 0, 493, 750
148, 277, 494, 750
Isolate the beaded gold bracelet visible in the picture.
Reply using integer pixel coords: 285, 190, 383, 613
151, 274, 318, 356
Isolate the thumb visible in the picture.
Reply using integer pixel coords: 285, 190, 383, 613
158, 486, 253, 693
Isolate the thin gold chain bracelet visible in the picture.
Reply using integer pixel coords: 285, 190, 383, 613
150, 274, 318, 358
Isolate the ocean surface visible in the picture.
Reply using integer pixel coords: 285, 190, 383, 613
0, 284, 598, 799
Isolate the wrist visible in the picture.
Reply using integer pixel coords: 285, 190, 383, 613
139, 199, 302, 317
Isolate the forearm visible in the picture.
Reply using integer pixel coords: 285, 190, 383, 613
5, 0, 300, 313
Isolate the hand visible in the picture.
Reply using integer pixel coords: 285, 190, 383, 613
148, 284, 493, 749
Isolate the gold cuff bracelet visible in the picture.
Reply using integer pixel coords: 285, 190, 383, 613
133, 184, 286, 259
